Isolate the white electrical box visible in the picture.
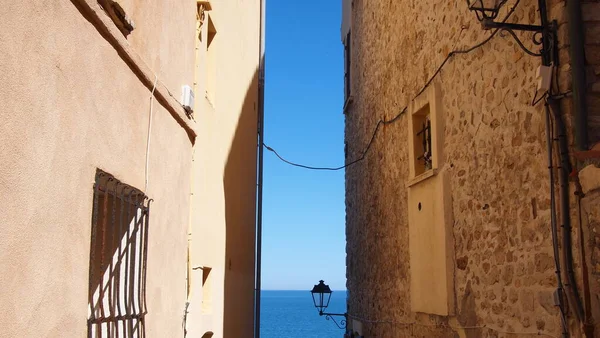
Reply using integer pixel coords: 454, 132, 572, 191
181, 85, 195, 114
536, 65, 553, 92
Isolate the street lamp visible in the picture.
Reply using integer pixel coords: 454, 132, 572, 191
467, 0, 509, 21
310, 280, 347, 329
466, 0, 556, 66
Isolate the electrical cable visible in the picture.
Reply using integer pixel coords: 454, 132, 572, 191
263, 108, 407, 171
549, 95, 586, 321
265, 2, 574, 335
265, 0, 522, 171
145, 74, 159, 192
532, 91, 548, 106
544, 98, 569, 337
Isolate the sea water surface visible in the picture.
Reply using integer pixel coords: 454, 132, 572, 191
261, 290, 347, 338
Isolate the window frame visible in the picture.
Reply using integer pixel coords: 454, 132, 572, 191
344, 31, 352, 102
407, 83, 444, 186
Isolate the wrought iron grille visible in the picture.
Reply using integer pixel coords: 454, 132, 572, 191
344, 32, 351, 100
416, 118, 432, 170
88, 170, 151, 338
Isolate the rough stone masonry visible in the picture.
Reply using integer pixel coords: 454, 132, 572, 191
344, 0, 600, 336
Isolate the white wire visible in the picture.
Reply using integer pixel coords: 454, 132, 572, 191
145, 74, 159, 193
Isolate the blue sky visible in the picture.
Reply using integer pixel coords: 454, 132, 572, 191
261, 1, 346, 291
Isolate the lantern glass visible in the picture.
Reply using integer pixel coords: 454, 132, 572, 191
310, 280, 333, 313
466, 0, 508, 21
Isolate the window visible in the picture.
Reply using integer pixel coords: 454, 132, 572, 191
201, 267, 213, 314
87, 170, 150, 338
99, 0, 135, 37
344, 32, 352, 102
411, 106, 433, 177
406, 83, 454, 316
206, 15, 217, 105
341, 0, 353, 110
407, 85, 442, 182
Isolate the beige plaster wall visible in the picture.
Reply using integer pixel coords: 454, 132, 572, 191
186, 1, 261, 338
0, 0, 195, 337
109, 0, 197, 99
344, 0, 600, 337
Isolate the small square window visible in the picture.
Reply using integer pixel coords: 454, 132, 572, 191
407, 84, 443, 183
99, 0, 135, 37
206, 15, 217, 105
412, 107, 432, 176
201, 267, 213, 314
344, 32, 352, 101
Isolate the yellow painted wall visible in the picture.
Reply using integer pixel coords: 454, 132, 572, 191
187, 1, 261, 337
407, 171, 454, 316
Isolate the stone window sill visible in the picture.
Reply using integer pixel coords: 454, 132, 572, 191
407, 168, 438, 187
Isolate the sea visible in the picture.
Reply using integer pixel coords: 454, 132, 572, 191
261, 290, 347, 338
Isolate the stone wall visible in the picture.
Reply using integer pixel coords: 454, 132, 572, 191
344, 0, 600, 336
583, 0, 600, 144
578, 165, 600, 337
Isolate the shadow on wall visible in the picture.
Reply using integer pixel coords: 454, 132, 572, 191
223, 69, 259, 338
88, 170, 151, 338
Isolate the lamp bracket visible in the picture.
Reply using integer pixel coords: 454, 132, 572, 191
482, 20, 543, 32
320, 312, 347, 330
500, 28, 543, 57
482, 19, 557, 63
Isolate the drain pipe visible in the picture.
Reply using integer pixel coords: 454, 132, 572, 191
548, 97, 585, 321
254, 0, 266, 337
567, 0, 589, 150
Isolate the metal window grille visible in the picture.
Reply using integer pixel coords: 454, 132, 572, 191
88, 170, 151, 338
344, 32, 351, 100
416, 118, 432, 170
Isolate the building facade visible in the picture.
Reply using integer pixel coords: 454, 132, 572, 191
0, 0, 262, 337
342, 0, 600, 337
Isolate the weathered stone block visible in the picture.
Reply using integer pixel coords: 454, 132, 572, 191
535, 252, 555, 273
586, 45, 600, 66
521, 289, 535, 312
585, 23, 600, 45
579, 164, 600, 194
538, 290, 557, 315
582, 2, 600, 21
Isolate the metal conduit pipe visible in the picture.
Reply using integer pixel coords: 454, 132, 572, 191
567, 0, 589, 150
254, 0, 266, 337
544, 101, 569, 338
548, 97, 585, 321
